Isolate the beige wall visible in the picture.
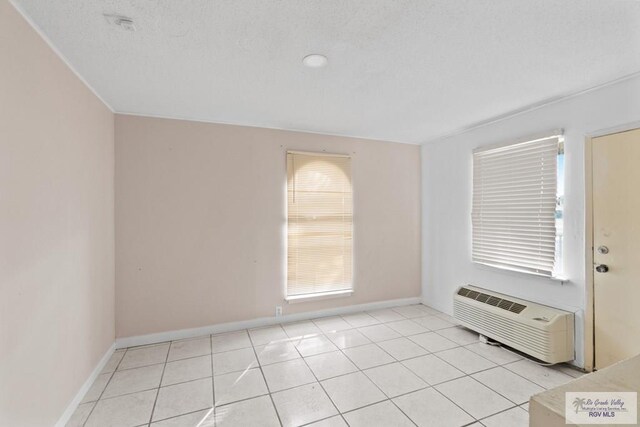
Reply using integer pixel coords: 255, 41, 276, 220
0, 2, 115, 426
115, 115, 421, 338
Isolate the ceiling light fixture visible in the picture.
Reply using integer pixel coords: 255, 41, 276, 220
302, 54, 328, 68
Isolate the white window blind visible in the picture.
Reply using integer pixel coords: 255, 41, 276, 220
472, 134, 561, 277
287, 151, 353, 297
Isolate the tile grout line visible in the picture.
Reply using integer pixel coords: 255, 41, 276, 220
211, 363, 429, 410
466, 365, 546, 406
113, 350, 211, 372
499, 358, 573, 390
147, 341, 172, 425
427, 349, 541, 396
426, 380, 481, 423
326, 316, 519, 423
246, 329, 285, 427
299, 316, 382, 422
289, 330, 348, 426
77, 340, 536, 412
355, 307, 439, 424
315, 308, 433, 425
142, 408, 211, 426
229, 307, 529, 424
355, 371, 421, 427
79, 304, 575, 426
339, 396, 425, 426
298, 414, 344, 427
74, 308, 395, 422
423, 335, 563, 394
92, 324, 452, 381
466, 348, 564, 391
81, 348, 128, 426
407, 336, 555, 421
474, 403, 527, 423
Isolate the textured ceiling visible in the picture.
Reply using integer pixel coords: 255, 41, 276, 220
13, 0, 640, 144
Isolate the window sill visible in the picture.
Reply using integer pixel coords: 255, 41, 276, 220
474, 261, 569, 283
285, 289, 353, 304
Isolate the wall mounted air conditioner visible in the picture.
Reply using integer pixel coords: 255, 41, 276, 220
454, 285, 574, 364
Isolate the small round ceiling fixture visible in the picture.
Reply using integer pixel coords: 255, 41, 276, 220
303, 54, 328, 68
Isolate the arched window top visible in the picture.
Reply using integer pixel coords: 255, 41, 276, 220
288, 153, 351, 195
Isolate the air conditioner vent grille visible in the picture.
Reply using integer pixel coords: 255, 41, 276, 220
487, 296, 501, 306
468, 290, 481, 300
458, 286, 527, 315
510, 303, 527, 314
498, 299, 514, 311
476, 293, 490, 303
457, 288, 470, 297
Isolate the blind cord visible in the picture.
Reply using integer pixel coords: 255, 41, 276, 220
292, 154, 296, 204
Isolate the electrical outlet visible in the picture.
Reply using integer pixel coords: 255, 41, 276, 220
275, 306, 283, 317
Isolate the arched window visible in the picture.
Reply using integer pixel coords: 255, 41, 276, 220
286, 151, 353, 298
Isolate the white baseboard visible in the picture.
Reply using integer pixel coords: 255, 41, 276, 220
421, 297, 447, 314
55, 343, 116, 427
116, 296, 422, 349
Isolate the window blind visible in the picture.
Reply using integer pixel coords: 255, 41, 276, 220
472, 135, 560, 277
287, 151, 353, 297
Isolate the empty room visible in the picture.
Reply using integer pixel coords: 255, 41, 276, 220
2, 1, 640, 426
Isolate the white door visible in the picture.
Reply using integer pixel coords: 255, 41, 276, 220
592, 128, 640, 369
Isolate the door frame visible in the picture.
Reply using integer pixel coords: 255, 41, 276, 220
584, 120, 640, 372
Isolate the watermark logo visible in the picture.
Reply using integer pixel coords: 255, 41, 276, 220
566, 392, 637, 424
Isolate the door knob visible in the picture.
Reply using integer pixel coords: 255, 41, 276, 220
595, 264, 609, 273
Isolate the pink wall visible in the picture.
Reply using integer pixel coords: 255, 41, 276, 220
115, 115, 421, 338
0, 2, 115, 425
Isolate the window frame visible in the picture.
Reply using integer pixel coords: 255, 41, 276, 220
471, 130, 565, 279
284, 150, 354, 301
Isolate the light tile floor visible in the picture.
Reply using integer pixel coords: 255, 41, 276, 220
68, 304, 584, 427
